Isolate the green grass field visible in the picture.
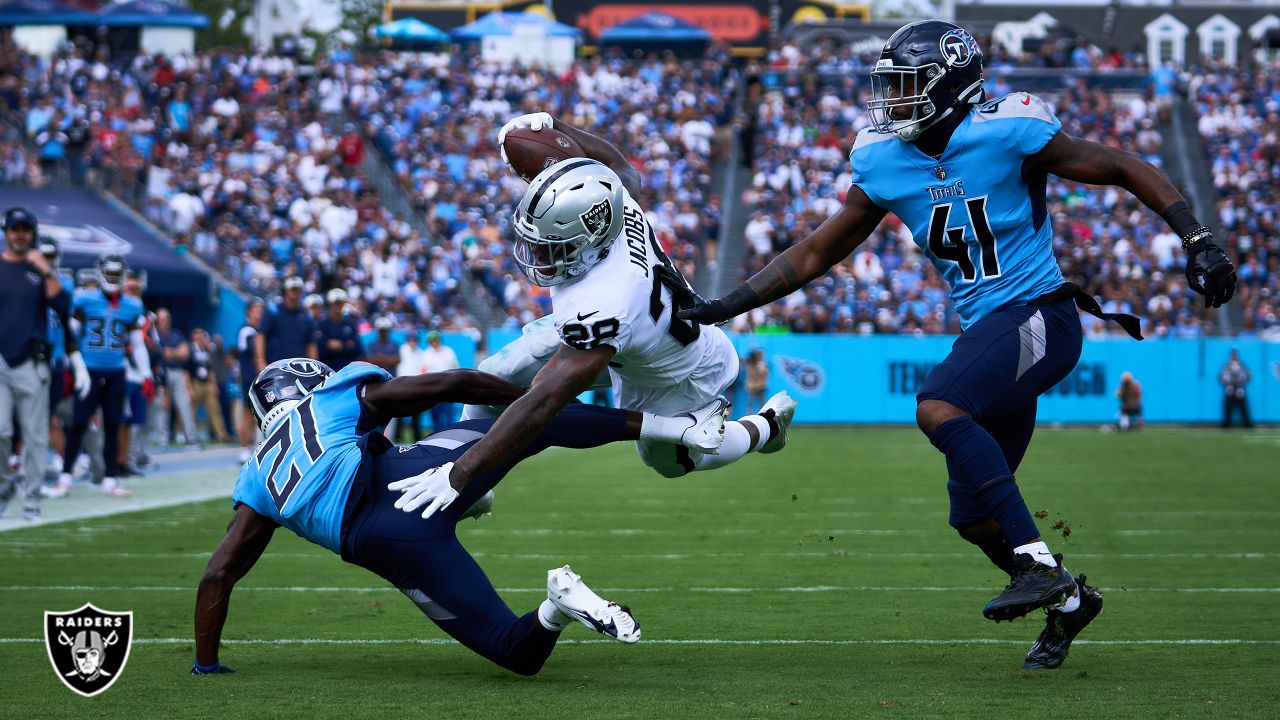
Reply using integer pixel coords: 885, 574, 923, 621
2, 428, 1278, 719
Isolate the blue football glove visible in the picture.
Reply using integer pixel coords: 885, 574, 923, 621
191, 659, 236, 675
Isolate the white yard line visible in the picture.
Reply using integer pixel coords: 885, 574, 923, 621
0, 637, 1276, 646
4, 584, 1278, 594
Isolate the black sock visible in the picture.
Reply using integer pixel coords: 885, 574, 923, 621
976, 535, 1018, 577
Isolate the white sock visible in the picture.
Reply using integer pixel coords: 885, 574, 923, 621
1056, 585, 1082, 613
537, 598, 571, 632
693, 420, 753, 471
738, 414, 772, 452
102, 476, 119, 491
639, 412, 693, 444
1013, 540, 1056, 569
57, 472, 73, 486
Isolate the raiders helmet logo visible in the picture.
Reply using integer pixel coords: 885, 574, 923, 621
579, 199, 613, 238
44, 603, 133, 697
940, 29, 976, 68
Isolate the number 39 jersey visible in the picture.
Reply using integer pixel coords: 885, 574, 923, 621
73, 289, 145, 371
232, 362, 392, 553
850, 93, 1067, 329
550, 189, 738, 415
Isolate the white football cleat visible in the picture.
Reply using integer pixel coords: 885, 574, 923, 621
546, 565, 640, 644
101, 477, 132, 498
459, 490, 495, 521
679, 396, 729, 455
758, 390, 797, 454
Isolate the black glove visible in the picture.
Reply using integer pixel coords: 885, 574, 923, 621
191, 659, 236, 675
677, 285, 761, 326
678, 297, 731, 326
1184, 239, 1237, 309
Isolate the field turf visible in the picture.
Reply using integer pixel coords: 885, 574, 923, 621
1, 427, 1277, 719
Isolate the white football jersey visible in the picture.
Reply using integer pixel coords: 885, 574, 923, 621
550, 190, 738, 415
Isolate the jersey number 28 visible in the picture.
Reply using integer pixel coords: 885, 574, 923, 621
928, 196, 1001, 282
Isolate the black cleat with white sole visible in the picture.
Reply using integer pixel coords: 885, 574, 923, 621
983, 553, 1076, 622
1023, 575, 1103, 669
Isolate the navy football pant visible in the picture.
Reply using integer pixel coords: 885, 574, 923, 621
342, 402, 631, 675
919, 298, 1083, 540
63, 369, 126, 481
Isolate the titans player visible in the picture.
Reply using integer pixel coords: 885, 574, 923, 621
192, 359, 726, 676
682, 20, 1237, 669
48, 254, 151, 499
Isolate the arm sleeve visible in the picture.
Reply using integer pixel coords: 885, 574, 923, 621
848, 133, 888, 209
1010, 94, 1062, 156
49, 287, 70, 315
130, 329, 152, 376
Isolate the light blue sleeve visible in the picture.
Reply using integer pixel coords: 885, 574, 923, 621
1010, 94, 1062, 156
849, 130, 890, 209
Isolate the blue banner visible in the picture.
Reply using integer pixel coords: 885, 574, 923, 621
486, 329, 1278, 425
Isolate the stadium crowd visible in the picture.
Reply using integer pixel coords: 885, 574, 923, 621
1192, 58, 1280, 337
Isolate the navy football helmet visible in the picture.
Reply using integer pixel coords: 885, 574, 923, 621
38, 235, 60, 267
249, 358, 334, 432
96, 253, 128, 294
868, 20, 985, 142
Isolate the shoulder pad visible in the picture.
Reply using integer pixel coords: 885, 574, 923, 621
851, 127, 895, 155
973, 93, 1056, 124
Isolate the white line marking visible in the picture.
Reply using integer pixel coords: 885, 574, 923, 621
0, 637, 1275, 646
4, 550, 1272, 561
5, 585, 1278, 594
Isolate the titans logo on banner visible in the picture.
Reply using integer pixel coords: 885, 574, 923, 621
777, 356, 824, 394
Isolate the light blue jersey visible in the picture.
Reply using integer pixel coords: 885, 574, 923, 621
72, 288, 145, 371
851, 93, 1066, 329
232, 362, 392, 553
48, 275, 75, 363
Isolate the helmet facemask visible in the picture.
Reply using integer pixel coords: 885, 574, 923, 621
513, 159, 625, 288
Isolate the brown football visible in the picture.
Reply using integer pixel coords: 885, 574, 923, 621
502, 127, 585, 182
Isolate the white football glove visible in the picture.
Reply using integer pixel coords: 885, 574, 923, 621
68, 350, 91, 400
388, 461, 459, 519
497, 112, 554, 168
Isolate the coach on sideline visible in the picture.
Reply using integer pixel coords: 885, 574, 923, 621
0, 207, 86, 520
255, 275, 317, 372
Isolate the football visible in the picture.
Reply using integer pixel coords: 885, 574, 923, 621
502, 126, 585, 182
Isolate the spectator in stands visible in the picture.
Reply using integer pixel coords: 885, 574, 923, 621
396, 327, 426, 441
365, 317, 399, 375
421, 330, 459, 432
189, 328, 229, 443
1220, 350, 1253, 429
305, 294, 325, 325
156, 308, 197, 446
236, 299, 264, 464
256, 276, 317, 371
315, 288, 362, 371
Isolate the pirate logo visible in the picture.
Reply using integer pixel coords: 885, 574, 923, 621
44, 603, 133, 697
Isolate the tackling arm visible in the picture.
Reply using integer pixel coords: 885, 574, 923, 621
447, 344, 615, 491
194, 505, 277, 669
361, 368, 525, 422
682, 187, 886, 324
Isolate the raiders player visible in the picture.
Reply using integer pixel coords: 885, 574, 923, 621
451, 114, 795, 488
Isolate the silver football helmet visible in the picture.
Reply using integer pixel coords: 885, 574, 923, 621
513, 158, 625, 287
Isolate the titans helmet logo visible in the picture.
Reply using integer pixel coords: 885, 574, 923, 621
940, 29, 977, 68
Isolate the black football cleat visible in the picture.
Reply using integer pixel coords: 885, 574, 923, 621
983, 553, 1076, 622
1023, 575, 1103, 669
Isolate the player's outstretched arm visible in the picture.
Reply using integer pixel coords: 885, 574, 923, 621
194, 505, 277, 674
362, 369, 525, 422
447, 344, 615, 491
553, 120, 643, 197
1028, 131, 1237, 307
681, 187, 886, 325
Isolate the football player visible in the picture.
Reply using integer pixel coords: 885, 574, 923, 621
681, 20, 1237, 669
192, 358, 727, 676
47, 254, 151, 499
452, 115, 795, 489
